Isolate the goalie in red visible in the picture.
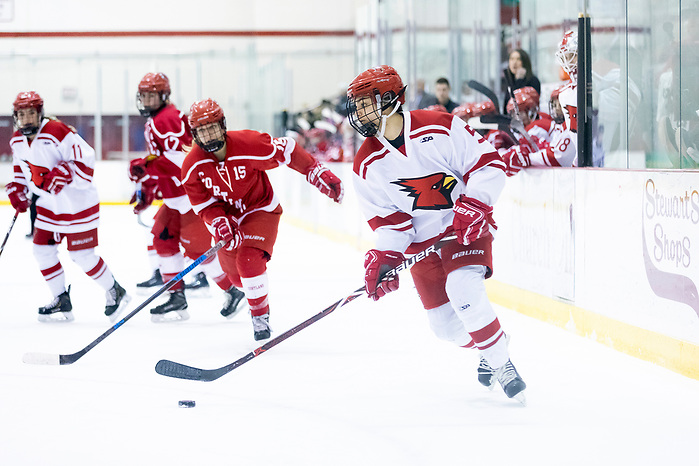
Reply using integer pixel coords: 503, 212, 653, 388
181, 99, 344, 341
346, 65, 526, 403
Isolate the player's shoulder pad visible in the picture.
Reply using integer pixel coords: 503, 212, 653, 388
408, 109, 455, 134
41, 119, 74, 141
228, 130, 274, 156
352, 137, 386, 177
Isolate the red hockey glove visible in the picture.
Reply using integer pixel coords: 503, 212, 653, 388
42, 162, 73, 194
6, 182, 30, 213
364, 249, 405, 301
211, 216, 242, 251
502, 144, 532, 177
128, 157, 149, 183
452, 195, 497, 246
129, 179, 159, 214
489, 130, 514, 151
306, 162, 344, 203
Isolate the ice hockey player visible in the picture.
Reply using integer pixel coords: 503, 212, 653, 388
181, 99, 344, 341
499, 86, 577, 176
6, 91, 130, 323
129, 73, 245, 322
345, 65, 526, 403
555, 30, 579, 146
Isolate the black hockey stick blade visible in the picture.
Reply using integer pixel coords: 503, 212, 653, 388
22, 240, 227, 366
155, 235, 457, 382
467, 80, 500, 113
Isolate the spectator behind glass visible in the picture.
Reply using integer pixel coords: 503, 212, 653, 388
502, 49, 541, 113
434, 77, 459, 113
410, 78, 438, 110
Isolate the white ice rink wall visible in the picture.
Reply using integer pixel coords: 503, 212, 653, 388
2, 161, 698, 380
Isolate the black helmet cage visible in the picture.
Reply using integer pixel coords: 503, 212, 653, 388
13, 107, 44, 137
347, 86, 406, 137
192, 117, 227, 152
136, 91, 170, 117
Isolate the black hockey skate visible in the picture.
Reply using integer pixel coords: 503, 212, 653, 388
105, 280, 131, 323
38, 286, 73, 323
477, 355, 496, 390
220, 287, 247, 319
150, 289, 190, 322
495, 360, 527, 405
136, 269, 163, 292
184, 272, 211, 297
252, 313, 271, 341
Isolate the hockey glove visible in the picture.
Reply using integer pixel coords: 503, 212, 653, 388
6, 182, 30, 213
129, 179, 159, 214
452, 195, 496, 246
128, 157, 149, 183
502, 144, 532, 177
306, 162, 344, 203
43, 162, 73, 195
364, 249, 405, 301
211, 216, 242, 251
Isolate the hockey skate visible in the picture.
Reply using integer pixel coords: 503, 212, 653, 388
220, 287, 247, 319
184, 272, 211, 297
477, 356, 496, 390
105, 281, 131, 323
136, 269, 163, 295
252, 313, 271, 341
150, 289, 190, 322
494, 359, 527, 405
38, 286, 74, 323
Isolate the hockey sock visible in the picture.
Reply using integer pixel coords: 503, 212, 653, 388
425, 302, 475, 347
34, 243, 67, 297
446, 265, 509, 368
240, 273, 270, 317
159, 252, 185, 291
199, 254, 233, 290
69, 249, 115, 291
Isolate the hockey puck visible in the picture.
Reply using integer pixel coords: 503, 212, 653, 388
178, 400, 196, 408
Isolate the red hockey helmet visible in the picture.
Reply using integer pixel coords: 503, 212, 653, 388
425, 104, 449, 113
12, 91, 44, 136
555, 30, 578, 77
346, 65, 406, 137
507, 86, 540, 117
472, 100, 496, 118
136, 72, 171, 117
549, 85, 566, 124
189, 99, 227, 153
452, 103, 475, 121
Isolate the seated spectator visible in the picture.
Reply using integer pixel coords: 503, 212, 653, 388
434, 77, 459, 113
502, 49, 541, 113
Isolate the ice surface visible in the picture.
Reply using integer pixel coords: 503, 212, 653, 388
1, 205, 698, 465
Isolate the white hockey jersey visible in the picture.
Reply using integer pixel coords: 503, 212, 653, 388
353, 110, 506, 254
522, 114, 577, 167
558, 80, 578, 150
10, 118, 100, 233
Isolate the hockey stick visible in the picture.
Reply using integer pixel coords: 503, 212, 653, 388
22, 240, 227, 366
503, 69, 539, 152
467, 80, 500, 112
0, 211, 19, 260
155, 235, 457, 382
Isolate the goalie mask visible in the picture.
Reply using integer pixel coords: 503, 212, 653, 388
137, 72, 171, 117
13, 91, 44, 137
346, 65, 406, 138
189, 99, 227, 153
507, 86, 540, 124
555, 30, 578, 80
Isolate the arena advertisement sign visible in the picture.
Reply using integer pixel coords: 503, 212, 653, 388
642, 177, 699, 318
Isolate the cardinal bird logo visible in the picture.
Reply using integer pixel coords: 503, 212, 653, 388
391, 172, 457, 210
23, 160, 50, 188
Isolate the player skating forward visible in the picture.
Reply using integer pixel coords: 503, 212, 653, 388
497, 86, 577, 176
181, 99, 344, 341
345, 65, 526, 403
6, 91, 130, 323
129, 73, 246, 322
